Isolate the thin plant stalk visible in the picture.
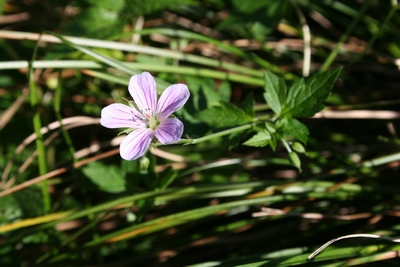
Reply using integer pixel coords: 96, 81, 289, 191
54, 72, 77, 163
29, 32, 50, 213
290, 0, 311, 77
319, 0, 372, 72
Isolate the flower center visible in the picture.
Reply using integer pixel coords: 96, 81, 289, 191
146, 114, 160, 130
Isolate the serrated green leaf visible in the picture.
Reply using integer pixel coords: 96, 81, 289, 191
277, 117, 309, 144
196, 101, 254, 128
284, 77, 305, 110
228, 129, 252, 150
82, 162, 126, 193
263, 70, 287, 114
243, 131, 272, 147
284, 68, 342, 117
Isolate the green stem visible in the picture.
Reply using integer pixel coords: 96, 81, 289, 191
281, 139, 292, 153
254, 104, 270, 112
54, 72, 77, 163
175, 122, 259, 145
348, 2, 399, 67
29, 33, 50, 213
320, 0, 372, 72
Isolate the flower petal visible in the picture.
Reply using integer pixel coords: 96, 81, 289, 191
156, 84, 190, 121
154, 118, 183, 144
120, 128, 154, 160
100, 103, 146, 129
128, 72, 157, 116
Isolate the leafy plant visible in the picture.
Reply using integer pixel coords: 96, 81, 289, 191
1, 1, 400, 266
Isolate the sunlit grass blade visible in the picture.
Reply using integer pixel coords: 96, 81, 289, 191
84, 195, 299, 246
235, 243, 400, 266
138, 28, 295, 79
0, 60, 265, 86
43, 31, 137, 75
45, 195, 300, 263
0, 181, 272, 237
0, 211, 71, 233
0, 30, 264, 77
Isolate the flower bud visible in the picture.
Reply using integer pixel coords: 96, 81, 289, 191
139, 156, 150, 171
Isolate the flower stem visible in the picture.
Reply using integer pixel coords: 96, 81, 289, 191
174, 122, 259, 146
281, 139, 292, 153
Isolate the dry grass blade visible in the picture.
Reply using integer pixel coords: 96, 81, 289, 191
313, 110, 400, 119
1, 116, 100, 187
0, 148, 119, 198
0, 87, 28, 130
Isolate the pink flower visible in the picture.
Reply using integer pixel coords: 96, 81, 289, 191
100, 72, 190, 160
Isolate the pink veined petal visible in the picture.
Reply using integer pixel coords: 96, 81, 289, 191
154, 118, 183, 144
128, 72, 157, 116
120, 128, 154, 160
100, 103, 146, 129
156, 84, 190, 121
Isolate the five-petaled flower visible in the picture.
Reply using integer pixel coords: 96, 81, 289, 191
100, 72, 190, 160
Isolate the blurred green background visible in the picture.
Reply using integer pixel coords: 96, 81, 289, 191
1, 0, 400, 266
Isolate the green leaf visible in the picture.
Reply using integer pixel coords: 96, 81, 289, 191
227, 129, 252, 150
277, 117, 309, 144
263, 70, 287, 114
82, 162, 126, 193
288, 152, 302, 172
243, 131, 272, 147
292, 142, 306, 154
122, 0, 195, 17
242, 92, 255, 117
185, 76, 221, 109
217, 0, 287, 41
85, 0, 124, 10
265, 121, 276, 134
197, 101, 254, 128
284, 68, 342, 117
269, 133, 277, 151
219, 81, 232, 102
265, 122, 277, 150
